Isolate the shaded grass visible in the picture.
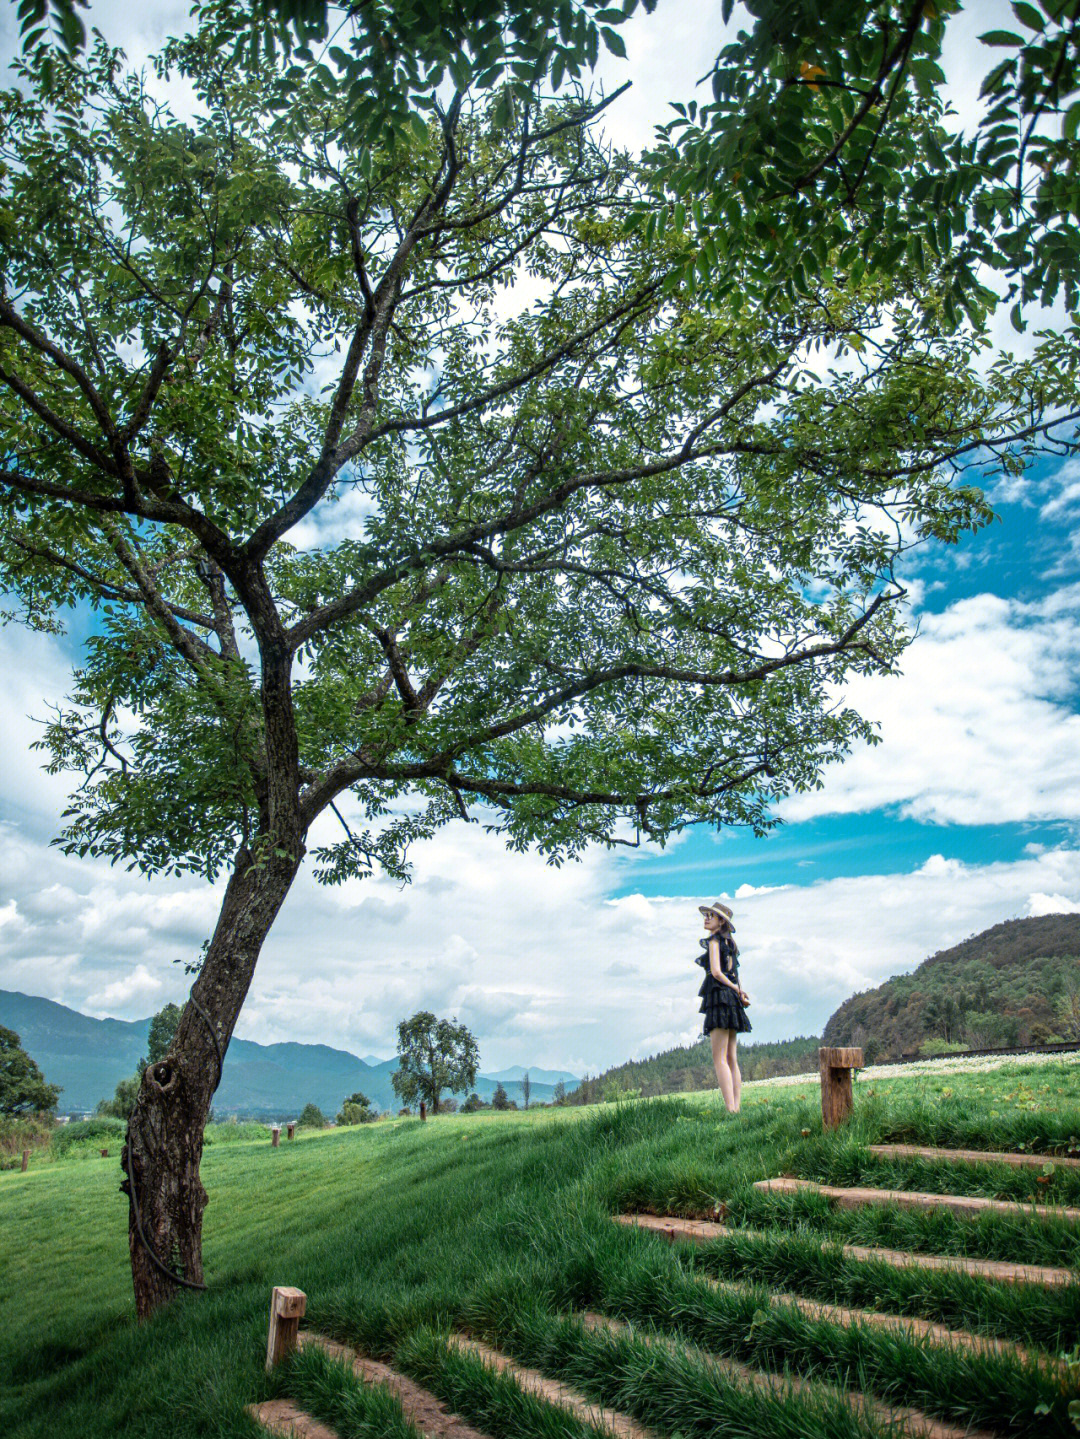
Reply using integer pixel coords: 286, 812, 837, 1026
1, 1064, 1077, 1438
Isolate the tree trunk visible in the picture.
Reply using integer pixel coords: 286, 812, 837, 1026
122, 841, 301, 1319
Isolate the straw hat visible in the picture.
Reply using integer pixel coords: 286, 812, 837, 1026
698, 901, 735, 932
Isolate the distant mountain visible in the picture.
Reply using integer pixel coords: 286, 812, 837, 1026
0, 991, 580, 1117
823, 913, 1080, 1061
483, 1064, 581, 1086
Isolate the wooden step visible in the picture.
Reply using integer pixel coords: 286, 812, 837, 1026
248, 1400, 339, 1439
582, 1312, 994, 1439
699, 1276, 1070, 1379
448, 1334, 659, 1439
612, 1212, 1078, 1286
755, 1176, 1080, 1224
299, 1334, 495, 1439
867, 1143, 1080, 1171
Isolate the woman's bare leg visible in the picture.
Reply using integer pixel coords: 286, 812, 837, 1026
726, 1032, 741, 1112
709, 1028, 737, 1111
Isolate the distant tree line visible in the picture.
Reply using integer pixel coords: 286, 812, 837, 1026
566, 1035, 822, 1104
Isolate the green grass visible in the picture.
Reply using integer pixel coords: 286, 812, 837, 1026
1, 1061, 1078, 1438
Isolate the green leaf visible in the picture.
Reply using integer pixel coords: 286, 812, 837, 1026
1010, 302, 1026, 331
978, 30, 1025, 46
601, 26, 626, 57
1011, 2, 1044, 31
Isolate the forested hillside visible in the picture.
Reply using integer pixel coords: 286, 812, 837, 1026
568, 1035, 822, 1101
823, 913, 1080, 1061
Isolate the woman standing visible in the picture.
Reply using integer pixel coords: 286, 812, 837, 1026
696, 901, 751, 1112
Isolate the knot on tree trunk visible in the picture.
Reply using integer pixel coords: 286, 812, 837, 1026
147, 1059, 178, 1093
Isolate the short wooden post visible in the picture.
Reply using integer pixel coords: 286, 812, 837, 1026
419, 1101, 426, 1122
265, 1286, 306, 1370
286, 1122, 296, 1141
100, 1148, 109, 1158
21, 1148, 29, 1172
819, 1046, 863, 1128
271, 1125, 281, 1147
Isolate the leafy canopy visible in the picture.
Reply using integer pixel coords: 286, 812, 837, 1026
24, 0, 1080, 323
0, 19, 1077, 905
647, 0, 1080, 327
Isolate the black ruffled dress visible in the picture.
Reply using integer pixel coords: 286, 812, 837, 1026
696, 932, 752, 1036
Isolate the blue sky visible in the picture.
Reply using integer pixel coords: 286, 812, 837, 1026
1, 1, 1079, 1078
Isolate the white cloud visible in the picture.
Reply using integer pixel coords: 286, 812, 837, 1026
1028, 891, 1080, 916
85, 964, 164, 1014
777, 586, 1080, 826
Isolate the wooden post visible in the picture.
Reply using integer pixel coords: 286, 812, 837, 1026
271, 1125, 281, 1147
100, 1148, 109, 1158
819, 1046, 863, 1128
21, 1148, 29, 1172
419, 1101, 426, 1122
286, 1122, 296, 1140
265, 1286, 306, 1370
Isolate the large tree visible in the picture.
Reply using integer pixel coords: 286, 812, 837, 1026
1, 21, 1076, 1318
391, 1012, 480, 1115
0, 1026, 61, 1116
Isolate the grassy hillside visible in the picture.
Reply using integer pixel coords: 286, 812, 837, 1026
823, 913, 1080, 1061
2, 1058, 1079, 1438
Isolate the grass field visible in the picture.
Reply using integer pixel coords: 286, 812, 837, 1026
2, 1059, 1078, 1438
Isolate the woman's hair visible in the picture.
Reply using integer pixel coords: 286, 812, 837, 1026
712, 915, 740, 959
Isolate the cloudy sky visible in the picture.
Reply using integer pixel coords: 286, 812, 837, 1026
1, 2, 1078, 1077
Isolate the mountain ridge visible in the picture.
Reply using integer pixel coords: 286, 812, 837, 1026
0, 990, 580, 1116
822, 912, 1080, 1060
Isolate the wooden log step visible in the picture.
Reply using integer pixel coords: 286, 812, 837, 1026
698, 1276, 1070, 1380
448, 1334, 659, 1439
582, 1312, 994, 1439
612, 1212, 1078, 1286
755, 1177, 1080, 1224
248, 1400, 339, 1439
867, 1143, 1080, 1171
299, 1334, 495, 1439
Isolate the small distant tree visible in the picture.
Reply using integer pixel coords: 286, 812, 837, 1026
461, 1092, 485, 1113
336, 1092, 375, 1125
147, 1003, 183, 1064
520, 1071, 531, 1109
1056, 980, 1080, 1041
297, 1103, 326, 1129
96, 1001, 185, 1119
97, 1074, 141, 1120
391, 1012, 479, 1116
0, 1027, 61, 1115
491, 1083, 511, 1111
552, 1080, 566, 1106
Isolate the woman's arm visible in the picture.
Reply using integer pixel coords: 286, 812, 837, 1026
708, 938, 741, 989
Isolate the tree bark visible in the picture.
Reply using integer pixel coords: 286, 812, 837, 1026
122, 841, 301, 1319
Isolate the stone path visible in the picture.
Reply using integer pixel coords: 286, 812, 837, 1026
866, 1143, 1080, 1170
613, 1211, 1078, 1285
753, 1176, 1080, 1224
